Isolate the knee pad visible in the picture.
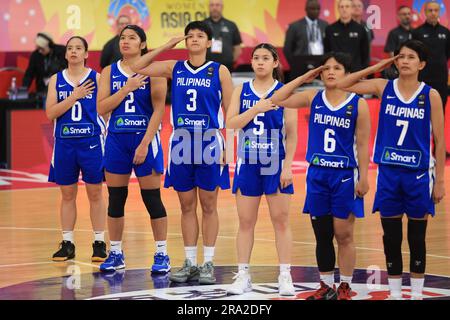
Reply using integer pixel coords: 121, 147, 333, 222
311, 215, 335, 273
381, 217, 403, 276
408, 219, 427, 274
141, 189, 167, 220
107, 186, 128, 218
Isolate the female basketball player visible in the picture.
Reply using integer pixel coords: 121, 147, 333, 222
97, 25, 170, 273
225, 43, 297, 296
131, 21, 233, 284
271, 52, 371, 300
46, 36, 107, 262
337, 39, 445, 300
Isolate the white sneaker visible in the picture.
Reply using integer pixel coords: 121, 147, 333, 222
278, 272, 295, 296
410, 294, 423, 300
227, 270, 252, 295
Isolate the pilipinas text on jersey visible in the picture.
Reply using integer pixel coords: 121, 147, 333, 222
237, 80, 286, 163
170, 61, 223, 131
108, 60, 153, 133
373, 79, 434, 170
54, 68, 105, 139
306, 90, 360, 169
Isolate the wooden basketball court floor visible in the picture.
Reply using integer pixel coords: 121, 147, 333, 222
1, 168, 450, 300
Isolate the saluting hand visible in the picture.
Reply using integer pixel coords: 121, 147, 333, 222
164, 35, 191, 50
374, 55, 399, 73
300, 65, 325, 83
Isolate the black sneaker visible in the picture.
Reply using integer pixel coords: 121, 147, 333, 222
52, 240, 75, 261
92, 241, 107, 262
306, 281, 338, 300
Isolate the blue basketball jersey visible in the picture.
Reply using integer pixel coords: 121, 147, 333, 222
306, 90, 360, 169
373, 79, 433, 170
54, 68, 105, 139
237, 80, 286, 161
109, 60, 153, 133
171, 60, 223, 131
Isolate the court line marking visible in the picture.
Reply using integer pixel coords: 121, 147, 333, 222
1, 226, 450, 261
0, 261, 54, 268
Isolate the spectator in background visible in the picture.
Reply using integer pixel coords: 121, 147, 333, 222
324, 0, 369, 72
283, 0, 328, 80
23, 32, 66, 96
204, 0, 242, 72
384, 6, 413, 56
100, 15, 131, 69
352, 0, 374, 45
413, 1, 450, 110
383, 6, 413, 79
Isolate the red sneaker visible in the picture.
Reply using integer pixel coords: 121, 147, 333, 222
306, 281, 337, 300
337, 282, 352, 300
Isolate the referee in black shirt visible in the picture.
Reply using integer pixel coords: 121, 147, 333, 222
324, 0, 369, 72
412, 1, 450, 109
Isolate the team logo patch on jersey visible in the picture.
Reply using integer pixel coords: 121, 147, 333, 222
346, 105, 353, 117
207, 66, 214, 78
113, 115, 149, 131
60, 123, 94, 138
176, 114, 210, 129
310, 153, 350, 169
381, 147, 422, 168
418, 94, 426, 106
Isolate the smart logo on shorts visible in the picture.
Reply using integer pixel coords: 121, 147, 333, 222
381, 147, 421, 168
60, 123, 94, 138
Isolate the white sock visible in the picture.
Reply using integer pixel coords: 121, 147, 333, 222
410, 278, 425, 297
388, 278, 402, 298
280, 264, 291, 275
340, 275, 353, 285
94, 231, 105, 242
110, 241, 122, 254
155, 241, 167, 255
320, 274, 334, 287
203, 246, 215, 264
62, 231, 74, 243
238, 264, 250, 273
185, 246, 197, 265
